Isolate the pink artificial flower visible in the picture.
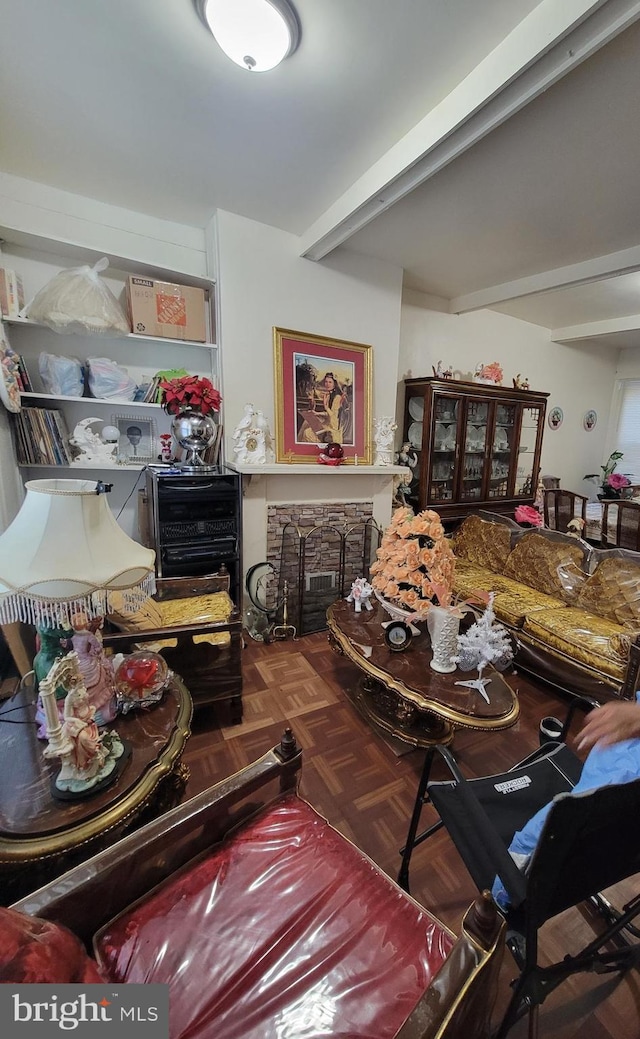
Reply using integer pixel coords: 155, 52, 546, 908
607, 472, 631, 490
480, 361, 504, 383
515, 504, 543, 527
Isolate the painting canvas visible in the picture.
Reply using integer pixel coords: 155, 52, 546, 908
273, 328, 372, 464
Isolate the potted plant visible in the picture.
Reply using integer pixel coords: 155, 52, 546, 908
160, 375, 222, 469
159, 374, 221, 416
584, 451, 631, 499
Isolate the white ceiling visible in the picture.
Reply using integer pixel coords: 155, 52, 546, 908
2, 0, 640, 345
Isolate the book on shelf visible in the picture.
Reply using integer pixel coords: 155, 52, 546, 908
14, 354, 33, 392
11, 406, 71, 466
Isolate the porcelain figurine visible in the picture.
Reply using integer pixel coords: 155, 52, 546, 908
346, 577, 374, 612
40, 652, 125, 797
232, 404, 275, 464
373, 417, 397, 466
69, 626, 118, 725
69, 418, 119, 465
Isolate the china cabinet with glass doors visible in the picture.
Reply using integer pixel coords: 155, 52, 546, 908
401, 378, 548, 523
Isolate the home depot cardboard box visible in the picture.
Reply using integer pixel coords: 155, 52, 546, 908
0, 268, 25, 318
127, 276, 207, 342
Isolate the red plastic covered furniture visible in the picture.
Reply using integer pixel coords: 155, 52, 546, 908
10, 731, 505, 1039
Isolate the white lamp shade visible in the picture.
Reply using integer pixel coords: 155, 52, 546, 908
200, 0, 299, 72
0, 479, 155, 626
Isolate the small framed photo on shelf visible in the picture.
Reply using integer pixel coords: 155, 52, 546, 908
113, 415, 157, 464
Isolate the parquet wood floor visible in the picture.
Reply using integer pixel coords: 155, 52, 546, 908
3, 634, 638, 1036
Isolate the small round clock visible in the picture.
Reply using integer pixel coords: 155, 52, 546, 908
384, 620, 413, 652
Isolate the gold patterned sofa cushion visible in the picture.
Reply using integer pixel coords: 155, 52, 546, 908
503, 533, 585, 602
491, 590, 567, 628
452, 515, 513, 573
576, 558, 640, 627
454, 563, 567, 627
108, 592, 234, 648
453, 559, 514, 599
522, 607, 629, 681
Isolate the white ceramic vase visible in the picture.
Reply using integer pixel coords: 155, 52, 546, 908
427, 605, 460, 673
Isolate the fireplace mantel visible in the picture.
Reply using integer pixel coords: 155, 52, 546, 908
228, 464, 410, 477
228, 463, 410, 575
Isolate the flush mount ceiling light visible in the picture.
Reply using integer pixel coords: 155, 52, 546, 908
196, 0, 300, 72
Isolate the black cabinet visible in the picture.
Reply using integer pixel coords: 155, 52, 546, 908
145, 467, 242, 604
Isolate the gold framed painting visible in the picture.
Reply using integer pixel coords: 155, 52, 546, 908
273, 327, 373, 464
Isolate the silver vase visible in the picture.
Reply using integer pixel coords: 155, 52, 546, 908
171, 407, 217, 469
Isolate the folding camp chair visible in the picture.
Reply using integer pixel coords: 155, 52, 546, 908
398, 699, 640, 1038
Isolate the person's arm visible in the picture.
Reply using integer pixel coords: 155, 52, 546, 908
576, 700, 640, 751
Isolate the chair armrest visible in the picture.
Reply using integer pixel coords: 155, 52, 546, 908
11, 731, 301, 944
395, 892, 506, 1039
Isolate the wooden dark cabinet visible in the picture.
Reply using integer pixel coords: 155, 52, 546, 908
401, 378, 548, 522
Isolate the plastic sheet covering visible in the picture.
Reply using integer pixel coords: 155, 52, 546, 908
95, 795, 454, 1039
556, 559, 590, 601
0, 907, 104, 983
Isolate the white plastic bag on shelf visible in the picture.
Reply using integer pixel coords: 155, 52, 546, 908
24, 257, 130, 336
86, 357, 137, 401
39, 352, 84, 396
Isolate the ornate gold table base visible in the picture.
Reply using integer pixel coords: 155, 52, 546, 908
327, 600, 519, 750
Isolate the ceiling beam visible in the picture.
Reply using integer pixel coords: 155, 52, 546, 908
450, 243, 640, 314
299, 0, 640, 263
551, 313, 640, 343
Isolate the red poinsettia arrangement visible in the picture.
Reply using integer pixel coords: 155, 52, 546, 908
160, 375, 221, 416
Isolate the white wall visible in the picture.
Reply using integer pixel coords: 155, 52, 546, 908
212, 211, 405, 572
213, 211, 403, 447
399, 294, 620, 499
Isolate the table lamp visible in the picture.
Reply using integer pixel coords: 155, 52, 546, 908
0, 478, 156, 796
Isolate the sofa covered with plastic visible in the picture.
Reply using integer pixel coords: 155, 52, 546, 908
4, 733, 506, 1039
452, 512, 640, 702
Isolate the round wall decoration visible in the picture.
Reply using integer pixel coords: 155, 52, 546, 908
547, 407, 563, 431
583, 409, 597, 431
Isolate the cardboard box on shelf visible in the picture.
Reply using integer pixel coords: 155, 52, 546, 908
127, 277, 207, 342
0, 268, 25, 318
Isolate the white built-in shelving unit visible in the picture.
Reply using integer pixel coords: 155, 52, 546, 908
0, 229, 219, 536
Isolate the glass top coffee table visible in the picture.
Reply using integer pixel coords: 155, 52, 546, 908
327, 599, 519, 747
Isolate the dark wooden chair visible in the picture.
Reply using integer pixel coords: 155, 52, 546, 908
601, 499, 640, 551
104, 569, 243, 723
8, 732, 506, 1039
543, 488, 588, 533
541, 475, 560, 490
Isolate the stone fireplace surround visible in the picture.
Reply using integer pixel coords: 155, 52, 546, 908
229, 463, 409, 620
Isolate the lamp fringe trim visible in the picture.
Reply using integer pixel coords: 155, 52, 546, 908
0, 574, 156, 627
